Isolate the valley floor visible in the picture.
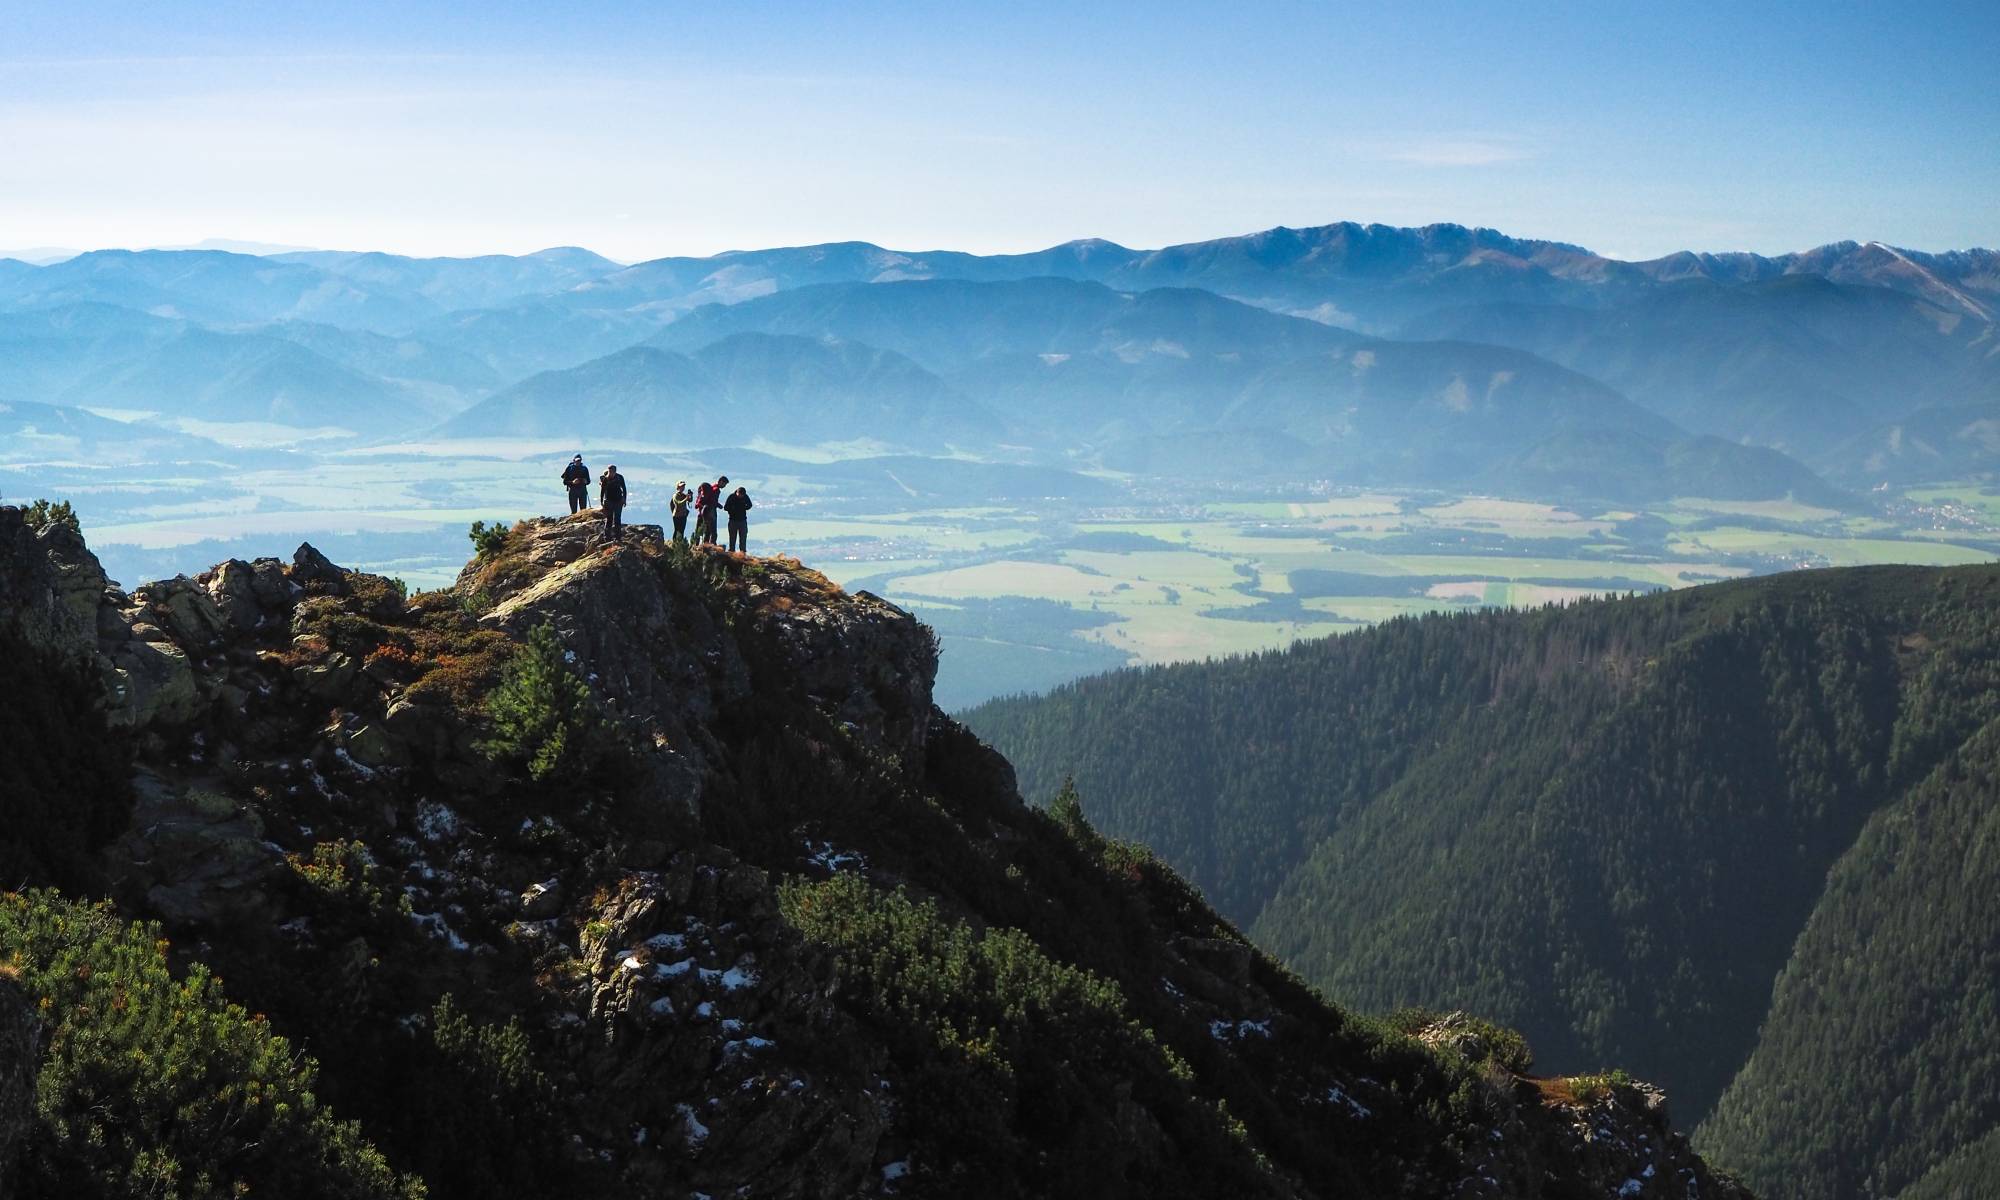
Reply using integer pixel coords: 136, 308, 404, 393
8, 434, 1996, 709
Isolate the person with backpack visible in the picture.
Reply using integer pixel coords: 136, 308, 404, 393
562, 455, 590, 514
669, 481, 692, 542
598, 463, 627, 538
723, 485, 754, 553
706, 476, 729, 546
693, 480, 716, 545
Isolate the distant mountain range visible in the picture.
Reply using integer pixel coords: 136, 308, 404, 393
3, 220, 1996, 494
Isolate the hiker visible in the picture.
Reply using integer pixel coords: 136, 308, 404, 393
705, 476, 729, 546
693, 480, 716, 545
599, 463, 627, 538
562, 454, 590, 514
669, 481, 692, 542
724, 485, 754, 553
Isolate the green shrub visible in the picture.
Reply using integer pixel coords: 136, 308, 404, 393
778, 874, 1266, 1190
20, 498, 79, 535
289, 840, 407, 924
466, 521, 510, 561
398, 994, 573, 1200
479, 624, 623, 786
1568, 1068, 1632, 1103
0, 890, 422, 1199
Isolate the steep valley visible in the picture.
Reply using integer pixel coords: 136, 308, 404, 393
969, 563, 2000, 1199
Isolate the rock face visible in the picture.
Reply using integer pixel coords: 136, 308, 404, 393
0, 973, 40, 1190
0, 507, 100, 655
0, 510, 1753, 1199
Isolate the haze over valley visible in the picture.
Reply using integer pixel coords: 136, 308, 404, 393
7, 221, 1997, 707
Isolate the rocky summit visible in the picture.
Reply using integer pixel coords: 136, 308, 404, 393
0, 505, 1752, 1199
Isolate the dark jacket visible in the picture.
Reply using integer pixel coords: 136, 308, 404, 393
562, 460, 589, 488
723, 490, 753, 520
599, 471, 627, 509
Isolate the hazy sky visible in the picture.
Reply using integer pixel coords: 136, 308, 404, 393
4, 1, 1996, 262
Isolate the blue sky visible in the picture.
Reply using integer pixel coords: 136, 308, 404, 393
3, 1, 1995, 261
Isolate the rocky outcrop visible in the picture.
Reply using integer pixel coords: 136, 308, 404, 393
0, 506, 100, 656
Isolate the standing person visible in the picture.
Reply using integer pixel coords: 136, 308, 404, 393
693, 480, 716, 546
562, 455, 590, 514
669, 481, 692, 542
723, 485, 754, 554
706, 476, 730, 546
598, 463, 627, 539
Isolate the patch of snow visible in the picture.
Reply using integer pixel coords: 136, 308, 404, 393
693, 1001, 715, 1021
622, 954, 646, 972
333, 747, 376, 778
803, 839, 867, 872
646, 931, 688, 952
882, 1160, 910, 1182
718, 965, 758, 991
409, 910, 470, 951
722, 1036, 775, 1060
1209, 1018, 1273, 1041
648, 996, 675, 1018
1617, 1180, 1643, 1197
415, 799, 462, 843
657, 957, 696, 978
677, 1103, 709, 1147
1326, 1085, 1372, 1119
720, 1018, 744, 1035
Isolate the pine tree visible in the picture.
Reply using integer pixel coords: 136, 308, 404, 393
481, 624, 609, 784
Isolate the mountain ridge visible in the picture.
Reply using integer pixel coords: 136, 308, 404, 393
0, 505, 1752, 1198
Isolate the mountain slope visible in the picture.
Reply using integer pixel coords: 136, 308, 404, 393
965, 563, 2000, 1196
0, 399, 230, 466
0, 304, 481, 430
635, 277, 1843, 499
274, 246, 621, 313
1402, 277, 2000, 462
1699, 699, 2000, 1197
440, 334, 1001, 449
0, 506, 1749, 1199
647, 277, 1361, 375
0, 249, 439, 330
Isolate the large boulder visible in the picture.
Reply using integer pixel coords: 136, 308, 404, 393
290, 543, 348, 595
201, 559, 266, 632
133, 576, 230, 648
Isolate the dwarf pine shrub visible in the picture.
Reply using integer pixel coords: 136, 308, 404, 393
480, 624, 618, 786
0, 890, 421, 1199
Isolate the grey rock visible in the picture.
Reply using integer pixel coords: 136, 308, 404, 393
203, 559, 265, 631
294, 652, 359, 701
248, 557, 294, 609
291, 542, 348, 595
520, 879, 564, 919
102, 637, 200, 728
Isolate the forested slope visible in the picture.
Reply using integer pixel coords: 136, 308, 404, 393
966, 563, 2000, 1198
